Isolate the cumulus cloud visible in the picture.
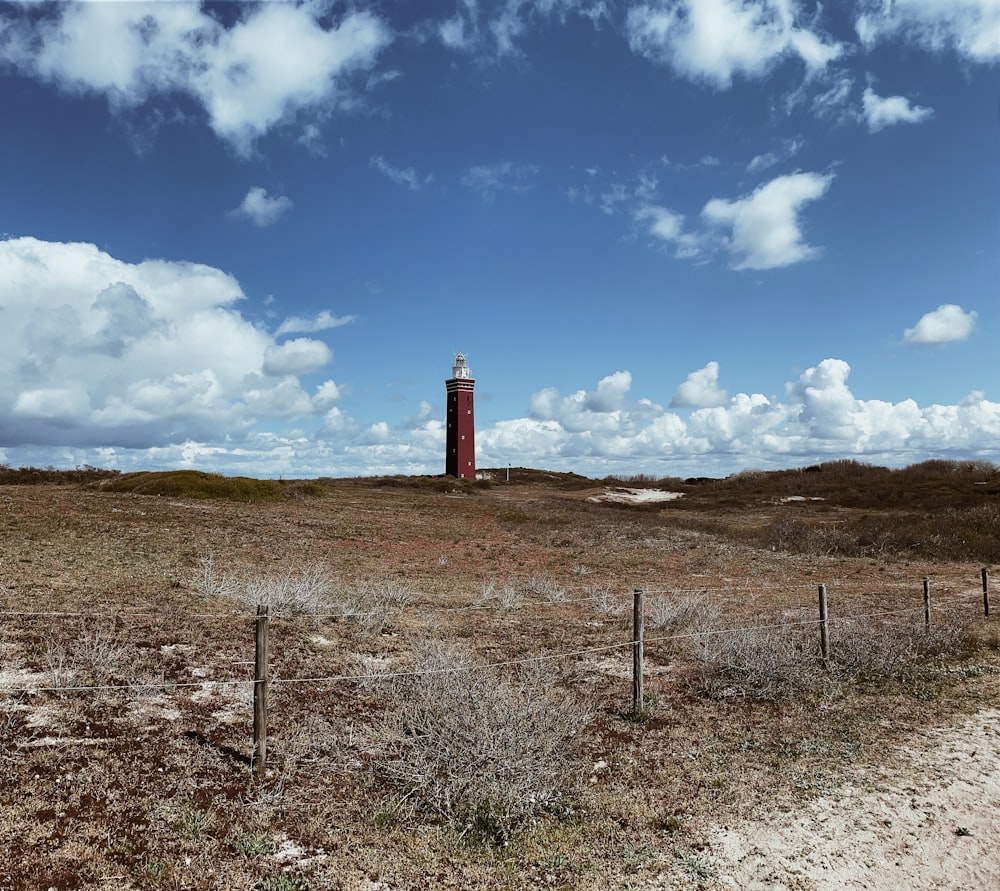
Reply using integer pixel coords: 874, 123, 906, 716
861, 87, 933, 132
903, 304, 978, 345
263, 338, 333, 377
671, 362, 728, 408
856, 0, 1000, 63
0, 236, 337, 448
630, 171, 832, 269
702, 171, 834, 270
276, 310, 356, 337
0, 3, 392, 154
2, 333, 997, 477
625, 0, 842, 87
529, 371, 637, 435
234, 187, 292, 227
478, 358, 999, 476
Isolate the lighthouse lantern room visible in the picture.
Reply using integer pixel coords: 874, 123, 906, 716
445, 353, 476, 478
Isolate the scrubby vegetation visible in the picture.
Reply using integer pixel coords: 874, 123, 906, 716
0, 459, 997, 888
375, 641, 587, 846
103, 470, 292, 502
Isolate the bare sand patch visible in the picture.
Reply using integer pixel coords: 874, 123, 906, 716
588, 488, 685, 504
710, 709, 1000, 889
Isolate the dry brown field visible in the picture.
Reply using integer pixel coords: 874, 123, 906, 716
1, 463, 997, 890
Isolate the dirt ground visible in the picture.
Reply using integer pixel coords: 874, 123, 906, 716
0, 476, 997, 890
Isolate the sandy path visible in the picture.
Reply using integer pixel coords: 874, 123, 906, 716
710, 710, 1000, 889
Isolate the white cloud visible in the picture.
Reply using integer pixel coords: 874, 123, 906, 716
482, 358, 999, 475
586, 371, 633, 412
634, 205, 706, 259
903, 304, 978, 345
625, 0, 842, 88
0, 236, 336, 448
462, 161, 539, 199
861, 87, 934, 132
436, 0, 610, 58
529, 372, 636, 434
809, 70, 856, 122
370, 155, 431, 191
2, 341, 997, 477
601, 173, 659, 215
234, 187, 292, 227
702, 171, 834, 270
785, 358, 858, 440
747, 138, 804, 174
856, 0, 1000, 63
0, 3, 392, 154
263, 338, 333, 377
671, 362, 729, 408
276, 311, 356, 337
439, 13, 474, 50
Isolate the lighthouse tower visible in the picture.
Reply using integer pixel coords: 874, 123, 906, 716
445, 353, 476, 479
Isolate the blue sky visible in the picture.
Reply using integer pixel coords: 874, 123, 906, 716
0, 0, 997, 479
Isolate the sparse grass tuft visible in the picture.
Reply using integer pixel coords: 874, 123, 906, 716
244, 563, 335, 619
526, 575, 567, 602
44, 624, 132, 689
227, 829, 279, 858
193, 554, 235, 600
339, 575, 414, 633
587, 584, 629, 623
646, 591, 721, 640
477, 578, 524, 611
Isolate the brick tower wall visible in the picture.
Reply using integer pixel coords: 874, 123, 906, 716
446, 378, 475, 478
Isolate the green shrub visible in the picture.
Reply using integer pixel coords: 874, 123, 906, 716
105, 470, 286, 502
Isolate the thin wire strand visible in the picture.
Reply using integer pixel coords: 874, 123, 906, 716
0, 602, 947, 696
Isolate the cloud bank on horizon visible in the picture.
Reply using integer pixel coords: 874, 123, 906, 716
0, 0, 996, 478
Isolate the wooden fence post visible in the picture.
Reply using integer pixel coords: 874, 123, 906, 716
253, 604, 269, 778
983, 568, 990, 618
632, 588, 644, 717
818, 584, 830, 671
923, 577, 930, 632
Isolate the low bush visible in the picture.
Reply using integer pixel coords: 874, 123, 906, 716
193, 557, 413, 630
376, 640, 588, 845
692, 618, 817, 700
44, 624, 134, 689
243, 564, 335, 620
830, 612, 978, 683
646, 591, 721, 639
0, 465, 120, 486
105, 470, 287, 502
692, 610, 979, 700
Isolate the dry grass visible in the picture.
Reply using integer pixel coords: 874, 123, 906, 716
0, 462, 996, 888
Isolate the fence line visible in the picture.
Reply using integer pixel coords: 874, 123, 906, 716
0, 574, 980, 623
0, 590, 979, 698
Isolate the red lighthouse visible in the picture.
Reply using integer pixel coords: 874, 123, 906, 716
445, 353, 476, 479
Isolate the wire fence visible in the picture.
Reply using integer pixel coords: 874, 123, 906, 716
1, 569, 991, 699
